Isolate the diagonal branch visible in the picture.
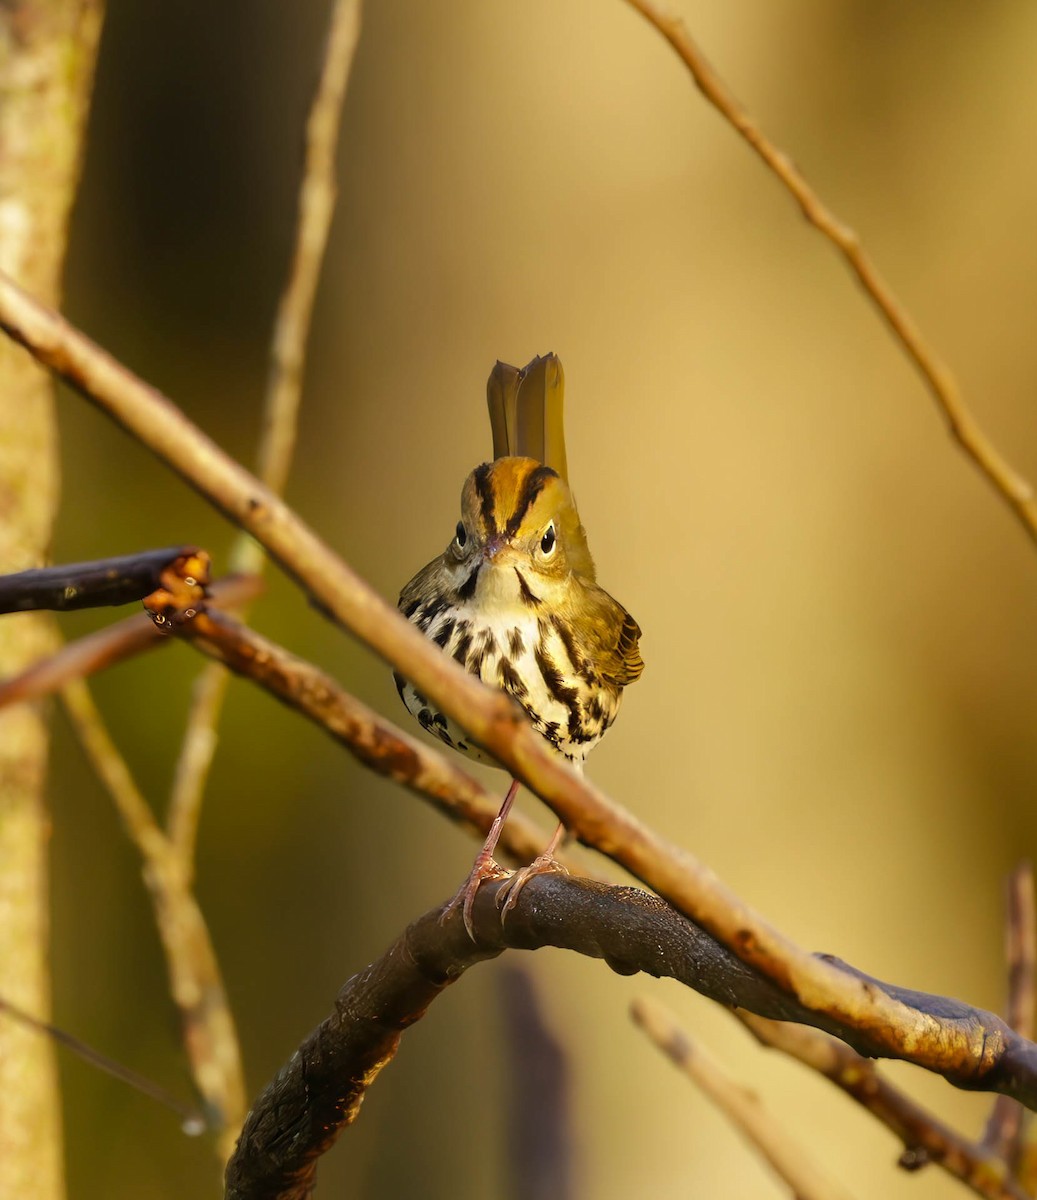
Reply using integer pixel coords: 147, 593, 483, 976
0, 272, 1034, 1106
176, 608, 560, 869
621, 0, 1037, 546
737, 1011, 1029, 1200
632, 996, 857, 1200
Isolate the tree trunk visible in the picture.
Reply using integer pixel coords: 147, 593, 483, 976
0, 4, 105, 1196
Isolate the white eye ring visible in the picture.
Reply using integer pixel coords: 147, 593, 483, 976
540, 522, 556, 558
455, 521, 467, 548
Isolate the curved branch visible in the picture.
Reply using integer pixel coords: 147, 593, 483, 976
225, 875, 1037, 1199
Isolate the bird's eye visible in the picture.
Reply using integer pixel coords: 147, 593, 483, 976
455, 521, 467, 548
540, 523, 556, 557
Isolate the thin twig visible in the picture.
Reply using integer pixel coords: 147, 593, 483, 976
59, 678, 245, 1163
632, 995, 857, 1200
622, 0, 1037, 546
982, 864, 1037, 1185
168, 0, 363, 867
738, 1012, 1028, 1200
0, 994, 205, 1135
1, 274, 1035, 1104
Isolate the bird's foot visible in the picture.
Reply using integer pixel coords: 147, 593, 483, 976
496, 852, 569, 921
442, 848, 511, 940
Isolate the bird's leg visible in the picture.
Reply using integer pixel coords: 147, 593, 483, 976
496, 819, 569, 920
443, 777, 520, 939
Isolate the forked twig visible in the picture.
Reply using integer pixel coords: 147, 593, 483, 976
622, 0, 1037, 546
632, 996, 857, 1200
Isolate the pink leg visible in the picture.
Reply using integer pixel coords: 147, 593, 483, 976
444, 778, 521, 938
496, 819, 569, 920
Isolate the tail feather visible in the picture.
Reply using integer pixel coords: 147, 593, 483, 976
486, 353, 568, 484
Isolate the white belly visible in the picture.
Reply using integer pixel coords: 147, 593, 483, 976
394, 602, 620, 768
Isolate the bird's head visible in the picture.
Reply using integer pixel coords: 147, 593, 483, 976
442, 457, 595, 605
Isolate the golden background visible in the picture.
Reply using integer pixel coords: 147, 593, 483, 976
45, 1, 1037, 1195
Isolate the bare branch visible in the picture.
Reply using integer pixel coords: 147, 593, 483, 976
621, 0, 1037, 546
0, 272, 1034, 1104
632, 995, 857, 1200
738, 1012, 1029, 1200
60, 678, 245, 1162
227, 875, 1037, 1198
0, 994, 205, 1135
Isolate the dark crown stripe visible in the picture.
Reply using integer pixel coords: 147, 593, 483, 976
503, 465, 558, 539
473, 462, 497, 532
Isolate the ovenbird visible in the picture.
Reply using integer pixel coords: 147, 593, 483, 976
395, 354, 643, 931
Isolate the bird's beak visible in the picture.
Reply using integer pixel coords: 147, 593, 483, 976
481, 535, 509, 563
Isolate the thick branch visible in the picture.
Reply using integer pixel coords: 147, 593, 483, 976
226, 875, 1037, 1199
0, 273, 1031, 1103
622, 0, 1037, 546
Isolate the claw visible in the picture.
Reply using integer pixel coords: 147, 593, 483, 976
496, 851, 568, 921
442, 852, 511, 940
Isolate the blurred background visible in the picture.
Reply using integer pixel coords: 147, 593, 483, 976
41, 0, 1037, 1195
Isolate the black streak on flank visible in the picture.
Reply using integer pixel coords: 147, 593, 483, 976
534, 641, 581, 739
417, 596, 447, 632
433, 618, 455, 648
453, 629, 473, 668
456, 565, 481, 602
402, 598, 421, 619
498, 657, 527, 699
508, 627, 524, 657
515, 569, 541, 607
392, 671, 407, 703
551, 613, 592, 682
504, 465, 557, 539
473, 463, 496, 532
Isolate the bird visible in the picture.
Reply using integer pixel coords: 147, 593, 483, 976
394, 353, 643, 933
